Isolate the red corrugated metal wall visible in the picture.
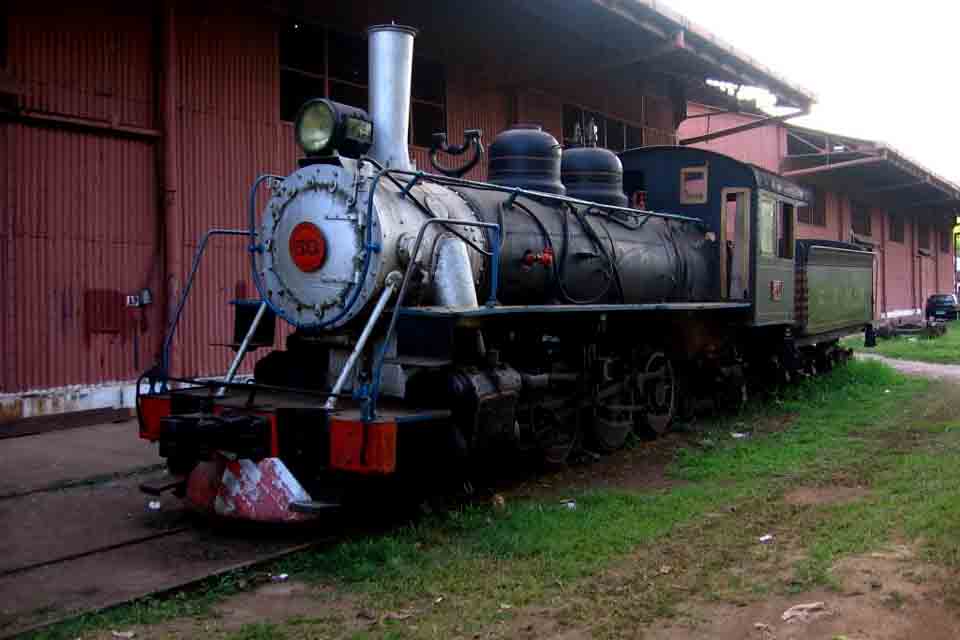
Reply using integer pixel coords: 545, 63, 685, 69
884, 217, 912, 313
10, 8, 156, 129
680, 105, 785, 174
518, 90, 564, 144
4, 126, 162, 390
171, 7, 296, 379
2, 1, 686, 395
938, 229, 954, 294
444, 69, 512, 182
921, 249, 937, 306
2, 7, 162, 392
0, 124, 11, 390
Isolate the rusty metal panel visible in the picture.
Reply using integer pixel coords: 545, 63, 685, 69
444, 71, 511, 182
170, 9, 296, 379
7, 6, 156, 129
0, 124, 10, 392
518, 90, 564, 144
3, 123, 162, 392
2, 3, 689, 395
921, 253, 937, 303
644, 95, 675, 134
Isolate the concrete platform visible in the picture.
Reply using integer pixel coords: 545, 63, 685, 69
0, 420, 160, 497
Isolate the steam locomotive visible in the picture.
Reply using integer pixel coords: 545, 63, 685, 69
136, 24, 874, 521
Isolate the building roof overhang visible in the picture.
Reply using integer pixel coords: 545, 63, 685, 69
267, 0, 815, 113
782, 124, 960, 220
580, 0, 815, 110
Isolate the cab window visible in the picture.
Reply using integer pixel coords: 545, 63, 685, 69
680, 166, 708, 204
758, 195, 776, 255
779, 202, 795, 259
759, 194, 796, 259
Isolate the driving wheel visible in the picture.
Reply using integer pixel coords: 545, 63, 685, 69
637, 351, 677, 436
590, 376, 636, 452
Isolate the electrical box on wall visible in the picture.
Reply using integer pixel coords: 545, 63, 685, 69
125, 289, 153, 308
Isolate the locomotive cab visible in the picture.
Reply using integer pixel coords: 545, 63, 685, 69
620, 146, 810, 325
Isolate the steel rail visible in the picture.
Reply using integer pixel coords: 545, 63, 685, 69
0, 527, 192, 579
2, 536, 335, 640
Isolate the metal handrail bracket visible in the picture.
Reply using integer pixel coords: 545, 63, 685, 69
366, 218, 501, 420
159, 228, 251, 378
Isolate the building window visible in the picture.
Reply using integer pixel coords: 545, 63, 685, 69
410, 58, 445, 148
941, 228, 951, 253
889, 214, 904, 243
798, 189, 826, 226
562, 104, 644, 152
852, 202, 871, 236
679, 166, 708, 204
918, 222, 930, 250
279, 22, 445, 148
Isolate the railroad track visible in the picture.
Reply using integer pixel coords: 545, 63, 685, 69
1, 513, 339, 639
0, 463, 345, 639
3, 532, 329, 640
0, 463, 166, 502
0, 526, 192, 579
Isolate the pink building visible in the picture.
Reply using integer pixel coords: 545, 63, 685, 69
0, 1, 814, 424
680, 102, 960, 320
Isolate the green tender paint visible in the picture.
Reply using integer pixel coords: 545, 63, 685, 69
805, 263, 873, 333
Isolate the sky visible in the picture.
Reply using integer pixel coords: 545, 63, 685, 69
662, 0, 960, 184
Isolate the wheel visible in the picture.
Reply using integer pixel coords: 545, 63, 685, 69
532, 406, 580, 466
714, 368, 748, 414
590, 377, 636, 452
636, 352, 677, 436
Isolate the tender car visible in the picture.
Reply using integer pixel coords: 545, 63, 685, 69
925, 293, 958, 320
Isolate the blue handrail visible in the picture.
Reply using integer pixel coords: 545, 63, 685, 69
160, 228, 251, 378
365, 217, 502, 421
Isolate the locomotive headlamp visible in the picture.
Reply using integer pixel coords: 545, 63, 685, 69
295, 100, 335, 155
294, 99, 374, 159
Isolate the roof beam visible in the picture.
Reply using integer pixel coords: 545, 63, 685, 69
680, 107, 807, 145
904, 196, 960, 209
587, 0, 785, 98
861, 180, 927, 194
577, 29, 690, 76
785, 150, 876, 160
781, 155, 886, 177
787, 129, 825, 154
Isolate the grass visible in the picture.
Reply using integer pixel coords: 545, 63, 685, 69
30, 359, 960, 639
842, 319, 960, 364
227, 622, 289, 640
25, 572, 248, 640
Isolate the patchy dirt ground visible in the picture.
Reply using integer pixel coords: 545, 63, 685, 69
102, 544, 960, 640
495, 411, 797, 502
856, 352, 960, 381
783, 485, 870, 507
59, 369, 960, 640
648, 547, 960, 640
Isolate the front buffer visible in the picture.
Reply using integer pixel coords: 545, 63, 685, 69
137, 390, 420, 522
